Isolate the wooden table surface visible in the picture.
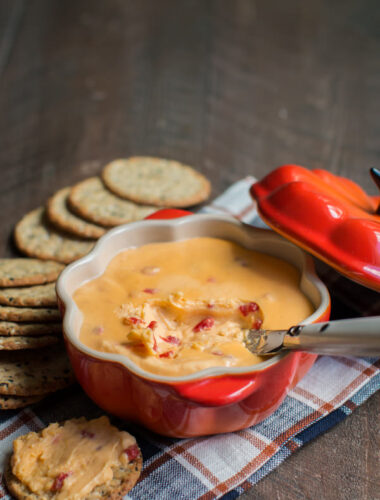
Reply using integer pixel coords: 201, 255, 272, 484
0, 1, 379, 498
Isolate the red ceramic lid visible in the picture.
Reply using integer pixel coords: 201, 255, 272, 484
250, 165, 380, 292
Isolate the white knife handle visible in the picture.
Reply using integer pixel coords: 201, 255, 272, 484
283, 316, 380, 356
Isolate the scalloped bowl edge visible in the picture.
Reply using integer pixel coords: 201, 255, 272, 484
57, 214, 329, 382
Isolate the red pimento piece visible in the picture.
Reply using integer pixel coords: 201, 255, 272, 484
159, 350, 174, 358
253, 319, 263, 330
148, 321, 157, 330
143, 288, 156, 294
193, 317, 215, 332
81, 430, 95, 439
124, 444, 139, 461
160, 335, 180, 345
239, 302, 259, 317
51, 472, 70, 492
128, 317, 143, 325
153, 335, 158, 352
207, 303, 214, 309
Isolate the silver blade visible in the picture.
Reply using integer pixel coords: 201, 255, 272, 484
244, 329, 287, 355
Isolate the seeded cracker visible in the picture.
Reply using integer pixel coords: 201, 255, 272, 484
47, 186, 106, 239
0, 259, 64, 287
0, 282, 57, 307
0, 343, 74, 396
0, 321, 61, 336
14, 207, 95, 264
0, 335, 58, 350
0, 394, 43, 410
68, 177, 157, 227
0, 305, 60, 323
5, 417, 142, 499
102, 157, 211, 207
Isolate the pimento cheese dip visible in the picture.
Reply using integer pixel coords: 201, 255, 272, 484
74, 237, 313, 376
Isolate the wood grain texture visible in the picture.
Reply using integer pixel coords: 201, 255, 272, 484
0, 0, 379, 498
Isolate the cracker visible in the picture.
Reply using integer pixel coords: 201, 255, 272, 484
102, 157, 211, 207
0, 259, 64, 287
0, 394, 43, 410
14, 207, 95, 264
0, 335, 58, 350
0, 343, 74, 395
0, 305, 60, 323
68, 176, 157, 227
0, 282, 57, 307
0, 321, 61, 336
47, 186, 106, 239
4, 417, 142, 499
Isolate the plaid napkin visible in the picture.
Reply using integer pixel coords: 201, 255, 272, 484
0, 178, 379, 500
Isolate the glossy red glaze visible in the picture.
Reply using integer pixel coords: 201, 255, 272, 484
65, 308, 328, 437
61, 208, 330, 437
250, 165, 380, 291
145, 208, 192, 220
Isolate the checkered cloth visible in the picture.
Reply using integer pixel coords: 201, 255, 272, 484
0, 178, 379, 500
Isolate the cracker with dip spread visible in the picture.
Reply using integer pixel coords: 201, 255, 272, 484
0, 305, 61, 323
0, 259, 64, 287
102, 157, 211, 207
47, 186, 106, 239
14, 207, 95, 264
0, 282, 57, 308
4, 416, 142, 499
68, 176, 157, 227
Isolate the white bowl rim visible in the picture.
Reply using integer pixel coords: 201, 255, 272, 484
57, 213, 330, 384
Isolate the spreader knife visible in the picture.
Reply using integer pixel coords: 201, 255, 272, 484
244, 316, 380, 357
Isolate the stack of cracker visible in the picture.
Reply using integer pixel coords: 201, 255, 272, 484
5, 157, 210, 410
14, 157, 211, 263
0, 259, 75, 409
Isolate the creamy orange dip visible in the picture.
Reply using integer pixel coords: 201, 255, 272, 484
74, 237, 314, 376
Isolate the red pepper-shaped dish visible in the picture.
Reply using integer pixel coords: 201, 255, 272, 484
250, 165, 380, 291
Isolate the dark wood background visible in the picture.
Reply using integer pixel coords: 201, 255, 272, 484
0, 1, 379, 498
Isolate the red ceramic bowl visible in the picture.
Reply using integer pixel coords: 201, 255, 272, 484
56, 212, 330, 437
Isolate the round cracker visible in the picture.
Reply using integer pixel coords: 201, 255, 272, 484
0, 335, 58, 350
0, 305, 60, 323
102, 157, 211, 207
0, 394, 43, 410
0, 282, 57, 307
68, 176, 157, 227
0, 343, 74, 396
4, 418, 142, 499
47, 186, 106, 239
0, 259, 64, 287
14, 207, 95, 264
0, 321, 61, 336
